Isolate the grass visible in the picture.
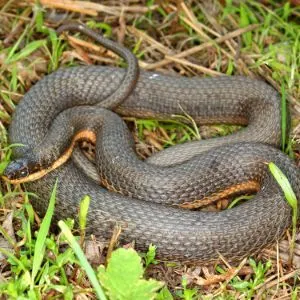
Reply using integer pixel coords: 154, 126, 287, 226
0, 0, 299, 299
269, 162, 298, 266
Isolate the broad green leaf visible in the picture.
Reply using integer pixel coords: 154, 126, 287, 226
156, 286, 173, 300
98, 248, 164, 300
130, 280, 165, 300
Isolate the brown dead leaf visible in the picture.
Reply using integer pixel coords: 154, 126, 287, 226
84, 240, 103, 265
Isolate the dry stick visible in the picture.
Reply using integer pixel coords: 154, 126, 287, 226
65, 35, 119, 59
138, 2, 236, 70
213, 257, 248, 296
197, 269, 235, 286
180, 16, 238, 63
180, 2, 221, 38
158, 127, 171, 142
3, 7, 32, 46
275, 242, 281, 299
27, 0, 98, 16
145, 135, 164, 151
128, 26, 173, 55
198, 3, 239, 55
60, 50, 88, 64
117, 10, 126, 44
105, 225, 122, 266
65, 30, 156, 69
68, 40, 93, 65
0, 90, 23, 98
88, 54, 119, 65
266, 248, 300, 269
265, 242, 282, 300
75, 1, 158, 14
197, 264, 253, 286
26, 0, 158, 16
280, 263, 288, 299
143, 24, 259, 70
198, 3, 253, 76
0, 11, 31, 20
181, 0, 239, 73
127, 26, 181, 70
165, 56, 222, 76
255, 269, 300, 297
195, 3, 251, 76
0, 0, 15, 12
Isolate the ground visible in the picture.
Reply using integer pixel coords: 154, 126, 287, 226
0, 0, 299, 299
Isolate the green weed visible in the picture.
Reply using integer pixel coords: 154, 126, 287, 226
175, 276, 198, 300
228, 259, 272, 299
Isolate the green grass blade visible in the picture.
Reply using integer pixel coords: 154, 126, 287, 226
228, 195, 254, 209
268, 162, 298, 263
34, 3, 46, 33
31, 180, 57, 288
239, 4, 252, 47
5, 25, 29, 63
268, 162, 297, 211
79, 195, 90, 244
8, 40, 46, 64
58, 220, 107, 300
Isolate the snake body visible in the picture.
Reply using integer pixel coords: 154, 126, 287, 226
4, 25, 300, 262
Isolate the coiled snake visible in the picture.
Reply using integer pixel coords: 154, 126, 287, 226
3, 24, 300, 262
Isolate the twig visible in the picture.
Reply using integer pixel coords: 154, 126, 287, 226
0, 11, 31, 21
26, 0, 158, 17
180, 2, 220, 38
27, 0, 98, 16
128, 26, 173, 55
105, 225, 122, 266
63, 35, 118, 59
255, 269, 300, 298
3, 7, 32, 46
143, 24, 259, 70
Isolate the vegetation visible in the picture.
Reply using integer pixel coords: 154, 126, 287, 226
0, 0, 299, 299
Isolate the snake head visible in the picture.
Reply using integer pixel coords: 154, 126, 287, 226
3, 158, 40, 182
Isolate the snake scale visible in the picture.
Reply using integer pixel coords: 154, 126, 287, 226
3, 24, 300, 262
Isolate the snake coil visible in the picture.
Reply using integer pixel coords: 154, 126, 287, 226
4, 24, 300, 262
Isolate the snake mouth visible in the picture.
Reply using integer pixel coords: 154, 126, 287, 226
3, 156, 62, 184
3, 154, 67, 184
3, 158, 41, 182
3, 130, 97, 184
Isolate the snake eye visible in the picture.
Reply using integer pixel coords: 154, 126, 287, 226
3, 159, 30, 180
19, 168, 29, 178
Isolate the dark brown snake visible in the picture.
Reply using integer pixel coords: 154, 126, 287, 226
3, 24, 300, 262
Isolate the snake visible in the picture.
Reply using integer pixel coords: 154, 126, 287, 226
3, 24, 300, 262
